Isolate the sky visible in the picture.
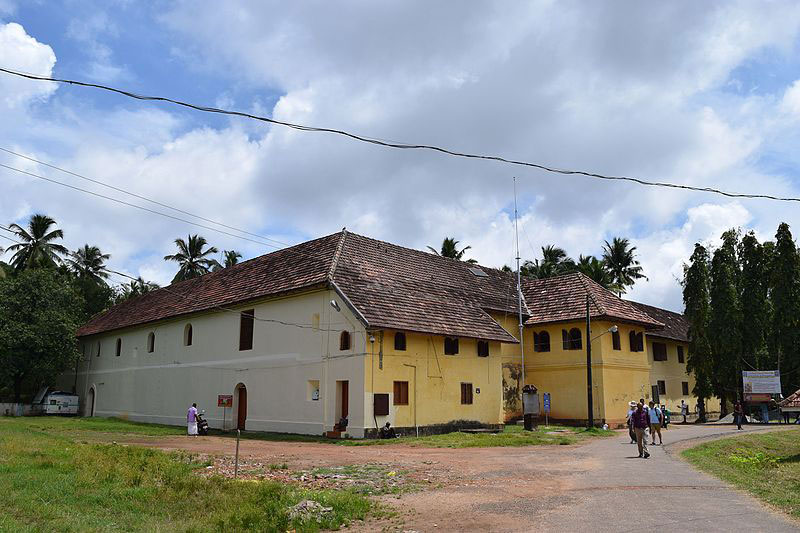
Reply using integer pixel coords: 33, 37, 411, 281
3, 1, 800, 311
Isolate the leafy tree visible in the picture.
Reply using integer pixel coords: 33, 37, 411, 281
709, 229, 742, 411
5, 214, 69, 270
574, 255, 618, 291
770, 223, 800, 391
738, 232, 771, 370
213, 249, 243, 271
67, 245, 110, 283
682, 243, 714, 422
0, 270, 82, 402
164, 234, 220, 283
521, 245, 575, 279
602, 237, 646, 295
115, 277, 159, 303
427, 237, 477, 263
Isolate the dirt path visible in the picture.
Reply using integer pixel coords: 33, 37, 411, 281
119, 425, 799, 532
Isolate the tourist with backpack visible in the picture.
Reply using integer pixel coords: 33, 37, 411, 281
648, 401, 663, 445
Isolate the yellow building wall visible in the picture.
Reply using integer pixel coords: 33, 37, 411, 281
363, 329, 505, 430
645, 337, 721, 416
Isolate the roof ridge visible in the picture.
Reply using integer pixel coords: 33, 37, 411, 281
576, 272, 605, 316
327, 228, 348, 281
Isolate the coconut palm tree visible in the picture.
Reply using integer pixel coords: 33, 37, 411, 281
427, 237, 477, 263
116, 277, 159, 302
521, 245, 575, 278
213, 249, 243, 271
574, 255, 619, 291
164, 234, 220, 283
602, 237, 646, 295
5, 214, 69, 270
67, 245, 111, 283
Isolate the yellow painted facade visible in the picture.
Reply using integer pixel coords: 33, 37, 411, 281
364, 329, 505, 430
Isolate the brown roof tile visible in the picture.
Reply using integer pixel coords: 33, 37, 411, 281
627, 301, 688, 342
780, 389, 800, 409
520, 272, 663, 329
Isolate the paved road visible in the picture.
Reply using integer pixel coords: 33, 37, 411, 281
390, 424, 799, 532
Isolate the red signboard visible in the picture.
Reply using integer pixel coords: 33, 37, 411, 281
218, 394, 233, 408
745, 393, 772, 403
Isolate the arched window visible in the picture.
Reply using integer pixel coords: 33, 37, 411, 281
147, 332, 155, 353
96, 341, 101, 357
562, 328, 582, 350
184, 324, 193, 346
612, 330, 621, 350
115, 338, 122, 357
534, 331, 550, 352
339, 331, 351, 351
394, 331, 406, 351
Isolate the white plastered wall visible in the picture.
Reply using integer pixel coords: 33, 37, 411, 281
66, 288, 368, 437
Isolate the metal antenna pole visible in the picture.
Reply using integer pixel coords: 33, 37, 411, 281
513, 177, 525, 397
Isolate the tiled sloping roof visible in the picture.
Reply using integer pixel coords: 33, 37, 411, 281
520, 272, 663, 329
77, 233, 343, 336
780, 389, 800, 408
332, 233, 520, 343
627, 301, 689, 342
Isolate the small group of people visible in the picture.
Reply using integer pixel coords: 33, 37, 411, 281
626, 399, 668, 458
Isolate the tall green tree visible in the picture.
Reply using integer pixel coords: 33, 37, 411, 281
213, 250, 243, 271
682, 243, 714, 422
427, 237, 477, 263
67, 245, 110, 283
574, 255, 618, 291
164, 234, 220, 283
5, 214, 69, 270
521, 245, 575, 278
602, 237, 646, 295
770, 223, 800, 392
115, 277, 159, 303
738, 232, 771, 370
0, 270, 82, 402
709, 229, 742, 411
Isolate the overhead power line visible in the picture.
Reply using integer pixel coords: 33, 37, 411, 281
2, 66, 799, 203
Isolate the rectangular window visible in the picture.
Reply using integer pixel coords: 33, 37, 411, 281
657, 380, 666, 395
653, 342, 667, 361
393, 381, 409, 405
460, 382, 473, 405
444, 337, 459, 355
677, 346, 685, 363
612, 330, 621, 350
682, 381, 689, 395
477, 340, 489, 357
239, 309, 255, 351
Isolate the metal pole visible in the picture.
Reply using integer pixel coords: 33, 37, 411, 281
513, 177, 525, 398
586, 295, 594, 428
234, 429, 240, 479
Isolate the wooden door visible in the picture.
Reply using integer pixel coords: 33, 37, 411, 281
237, 386, 247, 430
341, 381, 349, 419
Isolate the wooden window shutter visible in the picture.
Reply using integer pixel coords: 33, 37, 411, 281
562, 329, 569, 350
239, 309, 254, 351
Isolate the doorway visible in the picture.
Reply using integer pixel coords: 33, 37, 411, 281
236, 384, 247, 430
88, 387, 95, 417
336, 380, 349, 422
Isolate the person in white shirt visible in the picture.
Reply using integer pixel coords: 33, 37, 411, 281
648, 401, 663, 445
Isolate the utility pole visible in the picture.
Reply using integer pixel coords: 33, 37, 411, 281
513, 177, 525, 400
586, 295, 594, 428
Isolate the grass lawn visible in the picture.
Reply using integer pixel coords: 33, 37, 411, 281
0, 417, 372, 532
682, 429, 800, 519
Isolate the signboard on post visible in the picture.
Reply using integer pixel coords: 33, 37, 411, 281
743, 371, 781, 401
543, 392, 550, 426
218, 395, 233, 408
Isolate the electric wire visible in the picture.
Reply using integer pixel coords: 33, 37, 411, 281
2, 66, 799, 203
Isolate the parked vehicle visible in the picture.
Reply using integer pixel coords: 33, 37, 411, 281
32, 387, 80, 415
196, 410, 209, 436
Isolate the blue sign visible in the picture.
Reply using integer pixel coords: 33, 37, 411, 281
543, 392, 551, 413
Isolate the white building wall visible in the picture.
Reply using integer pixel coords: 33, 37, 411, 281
66, 288, 369, 437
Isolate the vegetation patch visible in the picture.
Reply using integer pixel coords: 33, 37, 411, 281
682, 429, 800, 519
0, 417, 372, 532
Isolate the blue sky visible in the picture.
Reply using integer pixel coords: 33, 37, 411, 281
3, 1, 800, 311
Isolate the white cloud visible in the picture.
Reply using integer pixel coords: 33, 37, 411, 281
0, 22, 56, 108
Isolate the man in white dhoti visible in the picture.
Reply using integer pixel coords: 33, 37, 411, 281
187, 403, 198, 436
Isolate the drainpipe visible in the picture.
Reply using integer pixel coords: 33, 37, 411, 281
403, 363, 418, 437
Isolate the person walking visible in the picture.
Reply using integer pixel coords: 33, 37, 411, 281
631, 401, 650, 459
734, 401, 744, 430
680, 400, 688, 423
648, 401, 663, 445
627, 401, 637, 443
187, 402, 199, 436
